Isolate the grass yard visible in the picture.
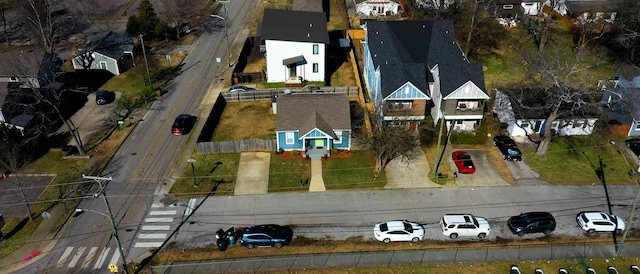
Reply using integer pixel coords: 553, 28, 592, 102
212, 101, 276, 141
269, 153, 312, 192
329, 61, 357, 87
170, 153, 241, 197
522, 135, 634, 185
424, 145, 456, 186
322, 150, 386, 189
328, 0, 349, 31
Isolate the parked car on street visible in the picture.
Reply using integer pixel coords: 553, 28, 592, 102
439, 214, 490, 239
493, 135, 522, 161
626, 139, 640, 159
452, 151, 476, 174
238, 224, 293, 249
95, 90, 116, 105
576, 211, 625, 234
507, 212, 556, 236
373, 220, 424, 243
228, 85, 255, 92
171, 114, 197, 135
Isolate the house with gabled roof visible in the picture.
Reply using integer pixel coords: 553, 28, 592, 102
362, 20, 489, 131
355, 0, 402, 17
601, 87, 640, 136
72, 31, 134, 76
617, 65, 640, 88
260, 9, 329, 85
275, 93, 351, 158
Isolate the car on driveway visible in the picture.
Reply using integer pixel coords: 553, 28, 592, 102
452, 151, 476, 174
439, 214, 490, 239
626, 139, 640, 159
373, 220, 424, 243
238, 224, 293, 249
507, 212, 556, 236
171, 114, 197, 135
576, 211, 625, 234
228, 85, 256, 92
95, 90, 116, 105
493, 135, 522, 161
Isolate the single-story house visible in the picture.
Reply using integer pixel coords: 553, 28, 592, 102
72, 31, 134, 76
601, 87, 640, 136
275, 93, 351, 158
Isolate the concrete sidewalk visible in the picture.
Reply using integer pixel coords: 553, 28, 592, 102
308, 159, 326, 191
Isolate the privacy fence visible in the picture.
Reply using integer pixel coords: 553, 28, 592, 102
220, 86, 359, 102
196, 139, 277, 154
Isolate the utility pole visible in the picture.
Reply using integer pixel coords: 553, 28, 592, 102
596, 156, 618, 251
139, 34, 153, 97
82, 175, 128, 274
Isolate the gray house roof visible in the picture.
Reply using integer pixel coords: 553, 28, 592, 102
601, 87, 640, 125
78, 32, 133, 60
260, 9, 329, 44
276, 93, 351, 135
366, 20, 486, 98
438, 63, 486, 97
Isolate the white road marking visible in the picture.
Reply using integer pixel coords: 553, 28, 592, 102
184, 198, 197, 216
133, 242, 163, 248
149, 210, 177, 215
94, 247, 111, 269
57, 246, 74, 265
81, 247, 98, 268
138, 233, 167, 239
141, 225, 171, 230
67, 247, 86, 268
144, 217, 173, 222
109, 250, 121, 265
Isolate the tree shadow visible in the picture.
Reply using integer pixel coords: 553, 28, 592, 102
3, 217, 30, 239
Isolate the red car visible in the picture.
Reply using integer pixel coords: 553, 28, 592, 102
452, 151, 476, 174
171, 114, 197, 135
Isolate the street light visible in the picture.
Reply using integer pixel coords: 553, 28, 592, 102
81, 175, 128, 274
188, 158, 197, 187
210, 14, 232, 67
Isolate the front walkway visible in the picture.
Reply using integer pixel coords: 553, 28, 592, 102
308, 159, 326, 191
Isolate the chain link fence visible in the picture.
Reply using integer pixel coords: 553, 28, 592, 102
151, 242, 640, 273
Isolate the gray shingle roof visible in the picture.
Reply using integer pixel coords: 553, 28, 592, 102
438, 63, 486, 97
261, 9, 329, 44
601, 88, 640, 125
276, 93, 351, 134
78, 32, 133, 60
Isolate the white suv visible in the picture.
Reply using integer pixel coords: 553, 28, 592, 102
440, 214, 491, 239
576, 211, 625, 234
374, 220, 424, 243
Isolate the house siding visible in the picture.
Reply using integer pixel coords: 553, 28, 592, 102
72, 52, 119, 75
356, 0, 401, 16
332, 129, 350, 149
618, 76, 640, 88
277, 131, 304, 151
266, 40, 325, 83
629, 121, 640, 136
508, 118, 597, 137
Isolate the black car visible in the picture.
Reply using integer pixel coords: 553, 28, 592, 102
626, 139, 640, 159
493, 135, 522, 161
507, 212, 556, 237
171, 114, 197, 135
238, 224, 293, 249
95, 90, 116, 105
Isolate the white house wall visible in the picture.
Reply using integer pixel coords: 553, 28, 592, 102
429, 65, 444, 123
508, 118, 597, 137
521, 1, 541, 15
356, 1, 400, 16
72, 52, 120, 75
265, 40, 325, 83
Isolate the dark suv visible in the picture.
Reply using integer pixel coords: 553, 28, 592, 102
507, 212, 556, 236
493, 135, 523, 161
626, 139, 640, 159
238, 224, 293, 249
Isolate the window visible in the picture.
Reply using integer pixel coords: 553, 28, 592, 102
9, 76, 18, 82
99, 61, 108, 70
312, 44, 319, 54
635, 123, 640, 130
334, 131, 343, 144
503, 5, 513, 9
286, 132, 295, 144
388, 101, 412, 109
313, 63, 319, 73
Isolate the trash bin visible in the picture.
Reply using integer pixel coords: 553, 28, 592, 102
226, 227, 236, 245
215, 229, 225, 240
216, 238, 229, 251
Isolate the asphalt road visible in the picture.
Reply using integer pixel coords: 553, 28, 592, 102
22, 1, 258, 273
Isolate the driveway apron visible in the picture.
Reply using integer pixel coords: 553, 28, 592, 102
385, 147, 440, 188
448, 148, 509, 187
234, 152, 270, 195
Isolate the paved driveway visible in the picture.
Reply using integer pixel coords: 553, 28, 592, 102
234, 152, 270, 195
54, 92, 122, 146
385, 147, 440, 188
448, 148, 508, 187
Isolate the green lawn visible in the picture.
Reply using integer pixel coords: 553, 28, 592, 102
269, 153, 312, 192
322, 150, 386, 189
170, 153, 240, 197
522, 135, 635, 185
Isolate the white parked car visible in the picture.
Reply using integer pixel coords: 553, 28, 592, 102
576, 211, 625, 233
373, 220, 424, 243
439, 214, 491, 239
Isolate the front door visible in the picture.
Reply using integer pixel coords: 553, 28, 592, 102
288, 65, 297, 78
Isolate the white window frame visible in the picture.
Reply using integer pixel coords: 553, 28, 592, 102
312, 44, 319, 54
313, 63, 319, 73
9, 76, 18, 82
334, 131, 343, 144
503, 4, 514, 9
286, 132, 295, 144
635, 123, 640, 130
99, 61, 108, 70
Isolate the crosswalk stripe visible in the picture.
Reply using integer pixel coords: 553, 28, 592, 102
144, 217, 173, 222
133, 242, 163, 248
149, 210, 177, 215
57, 246, 74, 265
184, 198, 197, 215
68, 247, 86, 268
109, 250, 121, 265
138, 233, 167, 239
141, 225, 170, 230
81, 247, 98, 268
94, 247, 111, 269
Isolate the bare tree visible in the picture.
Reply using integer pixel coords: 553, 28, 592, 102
613, 0, 640, 65
534, 0, 562, 54
358, 109, 419, 173
156, 0, 209, 39
0, 0, 17, 45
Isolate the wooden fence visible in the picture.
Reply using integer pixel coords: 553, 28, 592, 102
197, 139, 277, 154
220, 86, 359, 102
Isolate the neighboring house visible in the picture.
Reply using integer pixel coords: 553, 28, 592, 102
563, 0, 618, 23
0, 50, 58, 89
275, 93, 351, 158
617, 65, 640, 88
362, 20, 489, 131
72, 31, 134, 76
494, 0, 524, 18
355, 0, 401, 16
416, 0, 454, 9
521, 0, 542, 15
260, 9, 329, 84
493, 90, 598, 137
0, 83, 34, 135
600, 87, 640, 136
